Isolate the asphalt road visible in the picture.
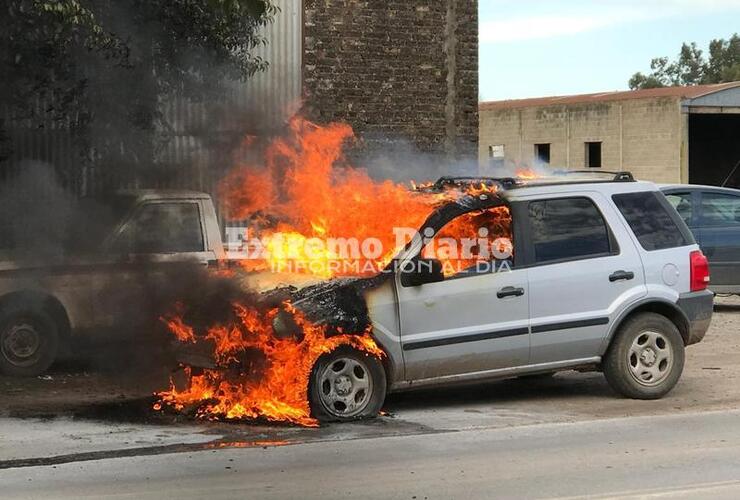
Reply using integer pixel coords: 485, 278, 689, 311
3, 409, 740, 499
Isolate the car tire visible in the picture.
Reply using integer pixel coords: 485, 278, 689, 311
0, 306, 59, 377
309, 346, 386, 422
603, 312, 684, 399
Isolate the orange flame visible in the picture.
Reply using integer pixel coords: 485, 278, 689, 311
514, 168, 541, 180
219, 116, 502, 278
160, 305, 196, 343
156, 303, 384, 427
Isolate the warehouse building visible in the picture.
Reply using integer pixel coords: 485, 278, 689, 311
479, 82, 740, 187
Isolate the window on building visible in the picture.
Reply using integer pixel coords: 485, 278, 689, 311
527, 197, 612, 264
489, 144, 505, 159
489, 144, 505, 168
585, 142, 602, 168
534, 143, 550, 165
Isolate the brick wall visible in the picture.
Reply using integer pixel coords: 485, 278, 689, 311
479, 97, 686, 183
303, 0, 479, 166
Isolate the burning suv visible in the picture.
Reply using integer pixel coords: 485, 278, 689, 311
273, 171, 713, 421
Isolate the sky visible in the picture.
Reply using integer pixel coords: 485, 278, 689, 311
478, 0, 740, 101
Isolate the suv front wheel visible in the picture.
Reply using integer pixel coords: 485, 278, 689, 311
309, 346, 386, 422
603, 312, 685, 399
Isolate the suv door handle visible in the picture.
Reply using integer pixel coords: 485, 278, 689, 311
497, 286, 525, 298
609, 270, 635, 282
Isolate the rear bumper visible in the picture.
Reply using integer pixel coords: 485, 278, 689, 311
677, 290, 714, 345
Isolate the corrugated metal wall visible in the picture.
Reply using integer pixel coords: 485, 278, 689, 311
157, 0, 302, 223
1, 0, 302, 225
0, 100, 82, 193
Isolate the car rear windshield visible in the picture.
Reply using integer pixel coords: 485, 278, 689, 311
612, 191, 693, 251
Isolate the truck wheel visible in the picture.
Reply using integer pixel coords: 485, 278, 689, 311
309, 346, 386, 422
603, 312, 684, 399
0, 308, 59, 377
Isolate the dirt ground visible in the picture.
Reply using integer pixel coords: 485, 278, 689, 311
2, 296, 739, 425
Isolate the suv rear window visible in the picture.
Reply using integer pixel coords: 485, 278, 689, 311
528, 197, 612, 264
613, 192, 691, 251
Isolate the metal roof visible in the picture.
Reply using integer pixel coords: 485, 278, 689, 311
480, 81, 740, 111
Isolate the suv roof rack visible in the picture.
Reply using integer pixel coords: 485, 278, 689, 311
425, 170, 636, 193
555, 170, 635, 182
432, 176, 518, 190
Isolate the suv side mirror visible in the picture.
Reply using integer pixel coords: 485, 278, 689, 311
401, 257, 445, 287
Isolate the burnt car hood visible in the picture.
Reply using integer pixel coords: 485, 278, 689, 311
256, 274, 389, 336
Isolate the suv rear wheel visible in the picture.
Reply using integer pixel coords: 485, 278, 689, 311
0, 307, 59, 377
309, 346, 386, 422
603, 312, 684, 399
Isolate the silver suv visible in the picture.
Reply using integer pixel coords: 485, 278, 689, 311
308, 172, 714, 421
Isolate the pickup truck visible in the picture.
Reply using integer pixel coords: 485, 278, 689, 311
0, 190, 227, 376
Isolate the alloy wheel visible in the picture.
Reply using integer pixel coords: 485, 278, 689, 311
318, 356, 373, 418
627, 330, 673, 387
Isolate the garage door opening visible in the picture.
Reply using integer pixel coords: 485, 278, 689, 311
689, 113, 740, 188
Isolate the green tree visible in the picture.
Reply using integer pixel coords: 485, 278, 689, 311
0, 0, 274, 183
629, 34, 740, 90
704, 34, 740, 84
629, 57, 675, 89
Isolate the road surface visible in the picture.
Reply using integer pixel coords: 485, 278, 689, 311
3, 409, 740, 499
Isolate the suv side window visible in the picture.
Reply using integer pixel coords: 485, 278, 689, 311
527, 197, 612, 264
613, 191, 691, 251
700, 192, 740, 226
118, 202, 205, 254
421, 206, 513, 279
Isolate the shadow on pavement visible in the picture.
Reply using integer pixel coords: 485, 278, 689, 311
714, 302, 740, 313
385, 371, 612, 411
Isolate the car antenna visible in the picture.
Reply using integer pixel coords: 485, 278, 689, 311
721, 158, 740, 187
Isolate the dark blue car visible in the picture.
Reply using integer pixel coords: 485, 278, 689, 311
661, 185, 740, 294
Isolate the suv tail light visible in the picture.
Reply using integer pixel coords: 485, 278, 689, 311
690, 250, 710, 292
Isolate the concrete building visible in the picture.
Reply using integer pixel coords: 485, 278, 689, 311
479, 82, 740, 187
